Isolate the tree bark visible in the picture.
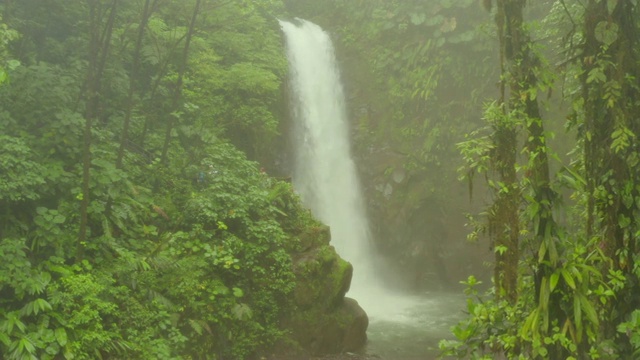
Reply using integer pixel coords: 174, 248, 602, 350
490, 0, 527, 304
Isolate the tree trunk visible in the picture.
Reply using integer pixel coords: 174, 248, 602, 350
138, 32, 187, 148
116, 0, 156, 168
581, 0, 640, 343
77, 0, 118, 261
490, 0, 529, 304
160, 0, 201, 165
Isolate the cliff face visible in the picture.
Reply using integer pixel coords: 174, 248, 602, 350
277, 224, 369, 357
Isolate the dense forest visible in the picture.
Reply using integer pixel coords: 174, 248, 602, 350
1, 0, 640, 359
0, 1, 353, 359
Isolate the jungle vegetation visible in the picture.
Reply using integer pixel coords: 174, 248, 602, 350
0, 0, 310, 358
1, 0, 640, 359
443, 0, 640, 358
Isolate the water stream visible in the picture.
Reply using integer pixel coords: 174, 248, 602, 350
279, 18, 390, 317
280, 19, 464, 358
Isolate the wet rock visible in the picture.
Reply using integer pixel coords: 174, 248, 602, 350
297, 224, 332, 252
383, 183, 393, 198
277, 224, 369, 357
392, 167, 405, 184
291, 296, 368, 355
337, 298, 369, 351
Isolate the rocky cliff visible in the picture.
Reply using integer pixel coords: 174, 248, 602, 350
275, 223, 368, 357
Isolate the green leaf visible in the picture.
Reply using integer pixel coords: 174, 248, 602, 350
549, 272, 560, 292
55, 328, 68, 347
562, 269, 576, 290
410, 13, 426, 26
521, 308, 539, 340
594, 21, 619, 45
33, 298, 52, 315
619, 214, 631, 228
7, 59, 20, 70
538, 240, 547, 263
574, 294, 582, 340
586, 67, 606, 84
21, 301, 34, 316
232, 287, 244, 298
64, 344, 75, 359
188, 319, 203, 335
580, 294, 599, 326
0, 332, 9, 346
232, 303, 252, 321
9, 314, 27, 333
20, 336, 36, 354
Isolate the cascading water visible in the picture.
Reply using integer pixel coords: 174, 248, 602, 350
279, 18, 414, 320
280, 18, 466, 358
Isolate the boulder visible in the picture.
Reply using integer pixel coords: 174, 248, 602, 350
279, 224, 369, 356
337, 297, 369, 352
288, 296, 368, 355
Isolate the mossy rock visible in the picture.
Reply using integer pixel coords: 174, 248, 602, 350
296, 223, 332, 252
285, 297, 368, 355
279, 216, 368, 356
292, 244, 352, 310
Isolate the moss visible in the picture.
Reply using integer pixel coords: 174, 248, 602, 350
291, 242, 352, 310
296, 224, 331, 252
278, 208, 365, 356
326, 255, 352, 308
284, 297, 366, 355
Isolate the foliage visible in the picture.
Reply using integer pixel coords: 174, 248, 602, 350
3, 0, 639, 358
440, 248, 607, 359
444, 0, 640, 358
0, 135, 46, 201
0, 0, 321, 359
0, 15, 19, 85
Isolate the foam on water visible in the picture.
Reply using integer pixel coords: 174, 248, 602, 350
365, 292, 465, 359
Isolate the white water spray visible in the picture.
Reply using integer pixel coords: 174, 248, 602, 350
280, 19, 418, 321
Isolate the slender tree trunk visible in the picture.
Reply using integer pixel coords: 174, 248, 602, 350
503, 0, 557, 285
138, 32, 187, 148
116, 0, 156, 168
490, 0, 525, 304
77, 0, 118, 261
491, 120, 519, 303
490, 0, 557, 305
160, 0, 201, 165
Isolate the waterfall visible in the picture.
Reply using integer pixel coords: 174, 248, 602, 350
280, 19, 408, 320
